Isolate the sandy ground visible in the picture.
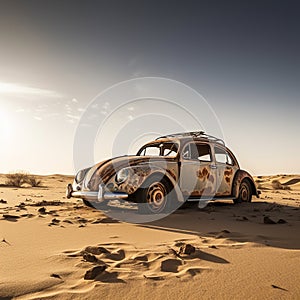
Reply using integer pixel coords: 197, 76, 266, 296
0, 174, 299, 300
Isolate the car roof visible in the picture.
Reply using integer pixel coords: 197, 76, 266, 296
154, 131, 225, 146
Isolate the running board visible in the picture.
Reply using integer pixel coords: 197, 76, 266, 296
187, 196, 235, 202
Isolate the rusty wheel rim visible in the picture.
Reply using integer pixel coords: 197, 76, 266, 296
240, 183, 250, 201
146, 182, 167, 213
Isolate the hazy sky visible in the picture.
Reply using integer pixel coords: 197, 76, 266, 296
0, 0, 299, 175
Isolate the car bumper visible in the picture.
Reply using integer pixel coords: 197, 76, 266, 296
66, 183, 128, 202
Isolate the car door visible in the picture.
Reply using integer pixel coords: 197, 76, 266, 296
213, 145, 238, 196
180, 142, 216, 198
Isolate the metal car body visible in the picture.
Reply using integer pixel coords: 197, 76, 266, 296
67, 131, 259, 213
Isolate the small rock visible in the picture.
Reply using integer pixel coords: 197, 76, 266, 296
0, 199, 7, 204
78, 218, 88, 223
84, 265, 106, 280
209, 245, 218, 249
277, 219, 287, 224
38, 207, 46, 214
84, 246, 110, 255
50, 273, 62, 279
221, 229, 230, 234
143, 275, 164, 280
263, 216, 276, 224
180, 244, 196, 255
51, 218, 60, 224
1, 238, 11, 245
83, 253, 98, 263
3, 214, 20, 219
169, 248, 181, 258
63, 219, 73, 224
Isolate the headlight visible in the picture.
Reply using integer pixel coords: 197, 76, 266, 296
75, 167, 91, 183
115, 168, 129, 184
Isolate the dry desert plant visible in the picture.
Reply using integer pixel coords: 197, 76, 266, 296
5, 172, 42, 187
271, 180, 291, 190
26, 175, 42, 187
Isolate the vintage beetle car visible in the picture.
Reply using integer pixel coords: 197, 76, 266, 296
66, 131, 259, 214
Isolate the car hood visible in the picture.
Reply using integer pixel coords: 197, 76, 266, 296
85, 155, 175, 190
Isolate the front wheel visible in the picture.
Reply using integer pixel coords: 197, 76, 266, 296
136, 176, 170, 214
233, 180, 252, 204
83, 199, 108, 210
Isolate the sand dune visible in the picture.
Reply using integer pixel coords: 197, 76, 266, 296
0, 174, 299, 299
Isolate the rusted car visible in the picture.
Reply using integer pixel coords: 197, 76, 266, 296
66, 131, 259, 214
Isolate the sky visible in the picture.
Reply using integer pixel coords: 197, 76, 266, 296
0, 0, 299, 175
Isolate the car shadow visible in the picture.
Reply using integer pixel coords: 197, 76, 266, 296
137, 200, 300, 250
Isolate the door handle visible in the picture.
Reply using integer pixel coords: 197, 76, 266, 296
210, 165, 217, 169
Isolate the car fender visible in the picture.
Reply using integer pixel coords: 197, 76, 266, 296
117, 165, 184, 203
232, 169, 259, 198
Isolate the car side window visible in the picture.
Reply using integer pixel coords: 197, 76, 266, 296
141, 146, 160, 156
182, 144, 191, 159
215, 146, 233, 165
196, 144, 212, 162
226, 152, 234, 165
182, 143, 211, 162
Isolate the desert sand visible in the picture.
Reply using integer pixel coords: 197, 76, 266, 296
0, 174, 299, 299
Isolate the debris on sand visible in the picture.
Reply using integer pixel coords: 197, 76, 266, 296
0, 199, 7, 204
179, 244, 196, 255
277, 219, 287, 224
1, 238, 11, 245
209, 245, 218, 249
50, 273, 62, 279
263, 216, 276, 224
49, 218, 60, 226
84, 265, 107, 280
2, 214, 20, 220
84, 246, 110, 255
38, 207, 46, 214
83, 253, 98, 263
271, 284, 288, 291
31, 200, 62, 207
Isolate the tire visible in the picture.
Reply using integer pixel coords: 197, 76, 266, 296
136, 176, 171, 214
83, 199, 94, 208
83, 199, 108, 210
233, 180, 252, 204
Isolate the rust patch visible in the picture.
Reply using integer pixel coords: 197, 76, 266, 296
191, 189, 204, 197
224, 169, 233, 176
197, 168, 209, 181
168, 169, 177, 181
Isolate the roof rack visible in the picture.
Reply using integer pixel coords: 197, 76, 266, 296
156, 131, 225, 145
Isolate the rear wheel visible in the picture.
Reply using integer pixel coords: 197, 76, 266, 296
233, 180, 252, 204
136, 176, 170, 214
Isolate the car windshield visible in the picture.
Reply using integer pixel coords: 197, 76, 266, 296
137, 142, 178, 157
